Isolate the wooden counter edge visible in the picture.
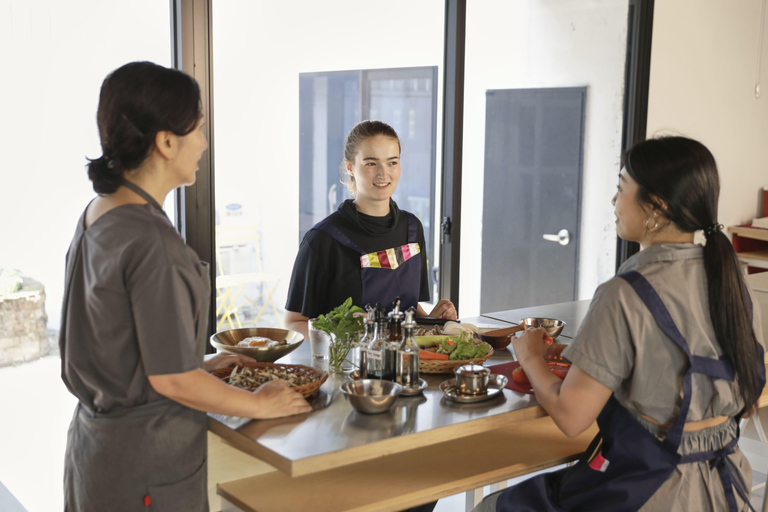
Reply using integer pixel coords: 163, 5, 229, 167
217, 416, 597, 512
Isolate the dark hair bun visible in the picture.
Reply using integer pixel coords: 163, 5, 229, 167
87, 155, 124, 195
87, 61, 201, 194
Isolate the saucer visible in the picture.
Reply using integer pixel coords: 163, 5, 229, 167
439, 374, 508, 403
400, 378, 428, 396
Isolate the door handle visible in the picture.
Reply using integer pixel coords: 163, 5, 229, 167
542, 229, 570, 246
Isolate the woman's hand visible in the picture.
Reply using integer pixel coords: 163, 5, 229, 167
428, 299, 457, 320
252, 380, 312, 418
511, 327, 550, 365
203, 352, 257, 372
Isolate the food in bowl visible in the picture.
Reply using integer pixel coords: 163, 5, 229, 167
237, 336, 280, 348
210, 327, 304, 362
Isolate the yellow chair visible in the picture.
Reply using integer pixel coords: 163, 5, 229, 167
215, 225, 282, 330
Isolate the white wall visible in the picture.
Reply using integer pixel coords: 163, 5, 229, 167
459, 0, 629, 317
647, 0, 768, 227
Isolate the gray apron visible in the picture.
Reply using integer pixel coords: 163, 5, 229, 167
63, 180, 211, 511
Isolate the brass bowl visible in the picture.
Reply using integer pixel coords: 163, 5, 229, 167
210, 327, 304, 362
519, 318, 566, 339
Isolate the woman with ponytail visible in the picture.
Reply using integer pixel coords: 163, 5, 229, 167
60, 62, 309, 512
474, 136, 765, 512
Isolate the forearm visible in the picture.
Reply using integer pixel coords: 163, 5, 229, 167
284, 310, 310, 337
522, 358, 593, 437
149, 369, 271, 418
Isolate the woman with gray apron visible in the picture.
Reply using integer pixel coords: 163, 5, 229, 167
284, 120, 457, 338
474, 136, 765, 512
60, 62, 310, 512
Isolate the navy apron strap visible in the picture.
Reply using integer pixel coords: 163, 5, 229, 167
680, 436, 755, 512
404, 212, 419, 243
314, 219, 366, 254
618, 271, 733, 451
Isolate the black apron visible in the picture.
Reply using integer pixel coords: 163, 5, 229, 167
314, 211, 422, 310
63, 180, 210, 511
496, 270, 764, 512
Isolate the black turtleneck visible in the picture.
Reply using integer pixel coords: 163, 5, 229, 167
285, 199, 431, 318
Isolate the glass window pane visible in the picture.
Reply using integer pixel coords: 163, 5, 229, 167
460, 0, 629, 316
212, 1, 444, 328
0, 2, 172, 509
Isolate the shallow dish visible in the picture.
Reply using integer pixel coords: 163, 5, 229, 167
439, 374, 508, 403
419, 344, 494, 374
210, 327, 304, 362
399, 378, 429, 396
210, 362, 327, 398
341, 379, 402, 414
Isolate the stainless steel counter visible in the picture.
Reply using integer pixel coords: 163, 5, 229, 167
208, 303, 589, 478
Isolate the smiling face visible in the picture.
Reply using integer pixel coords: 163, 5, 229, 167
346, 134, 401, 215
612, 169, 652, 244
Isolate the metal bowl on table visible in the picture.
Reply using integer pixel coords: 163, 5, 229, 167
210, 327, 304, 362
340, 379, 402, 414
519, 318, 566, 339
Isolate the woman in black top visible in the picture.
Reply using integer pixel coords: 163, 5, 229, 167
285, 120, 456, 337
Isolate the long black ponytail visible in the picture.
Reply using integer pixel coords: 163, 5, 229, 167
624, 136, 762, 409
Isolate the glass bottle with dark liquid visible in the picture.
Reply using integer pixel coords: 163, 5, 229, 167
384, 299, 404, 381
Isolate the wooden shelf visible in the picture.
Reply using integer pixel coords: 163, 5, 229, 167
738, 250, 768, 269
729, 225, 768, 273
729, 226, 768, 243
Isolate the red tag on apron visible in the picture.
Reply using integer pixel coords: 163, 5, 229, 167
589, 451, 610, 472
144, 494, 151, 506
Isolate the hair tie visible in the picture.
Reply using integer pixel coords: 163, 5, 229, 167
703, 223, 723, 237
100, 149, 116, 169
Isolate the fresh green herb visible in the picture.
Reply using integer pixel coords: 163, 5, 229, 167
313, 298, 365, 371
313, 297, 365, 336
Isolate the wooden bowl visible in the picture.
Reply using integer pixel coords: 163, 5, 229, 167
476, 325, 524, 349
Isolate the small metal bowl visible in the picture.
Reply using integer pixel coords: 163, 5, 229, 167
340, 379, 402, 414
210, 327, 304, 362
519, 318, 566, 339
